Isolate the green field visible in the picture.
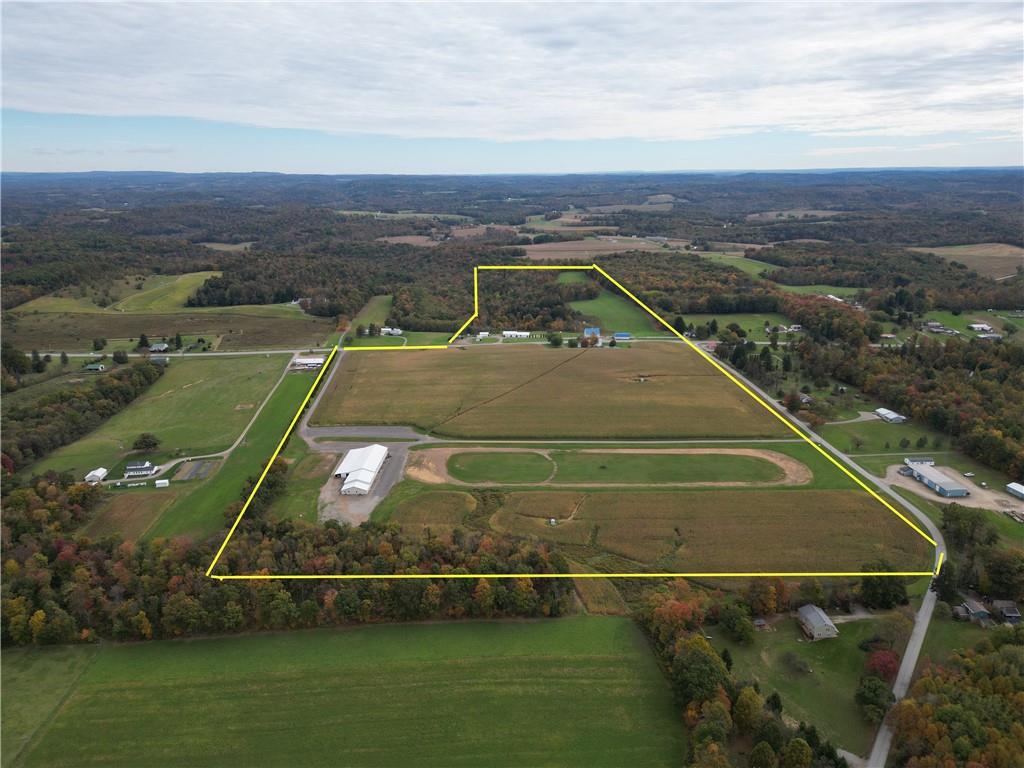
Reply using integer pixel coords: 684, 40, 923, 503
569, 289, 668, 336
556, 270, 590, 284
917, 613, 989, 670
109, 272, 222, 312
270, 438, 337, 523
313, 344, 789, 439
713, 617, 879, 754
694, 252, 772, 278
444, 450, 785, 485
345, 330, 451, 348
774, 284, 861, 297
820, 418, 948, 458
448, 451, 554, 483
3, 618, 683, 768
683, 313, 793, 342
350, 294, 393, 327
145, 370, 316, 540
28, 356, 289, 480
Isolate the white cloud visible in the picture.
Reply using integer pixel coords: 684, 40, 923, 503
2, 2, 1021, 143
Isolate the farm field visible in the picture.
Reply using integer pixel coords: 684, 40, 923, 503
518, 236, 671, 260
312, 344, 790, 439
2, 309, 332, 352
28, 356, 289, 480
437, 449, 793, 486
146, 370, 316, 540
772, 284, 862, 298
908, 242, 1024, 279
713, 616, 879, 755
569, 288, 669, 335
4, 618, 684, 768
81, 489, 183, 540
486, 489, 933, 573
693, 251, 772, 278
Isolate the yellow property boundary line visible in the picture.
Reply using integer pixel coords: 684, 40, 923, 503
207, 264, 939, 581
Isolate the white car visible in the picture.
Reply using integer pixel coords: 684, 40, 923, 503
963, 472, 976, 478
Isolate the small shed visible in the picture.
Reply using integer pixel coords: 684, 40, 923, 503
962, 599, 990, 623
991, 600, 1020, 625
797, 604, 838, 640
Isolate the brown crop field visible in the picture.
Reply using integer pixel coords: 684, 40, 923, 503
519, 237, 677, 261
490, 489, 933, 573
81, 489, 181, 540
908, 243, 1024, 279
2, 310, 333, 352
313, 344, 789, 439
391, 490, 477, 538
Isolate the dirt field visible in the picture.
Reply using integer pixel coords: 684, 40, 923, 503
907, 243, 1024, 279
884, 465, 1024, 514
406, 447, 811, 487
312, 344, 789, 439
489, 489, 933, 573
519, 237, 677, 261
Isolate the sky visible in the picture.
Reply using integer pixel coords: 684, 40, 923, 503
2, 1, 1022, 174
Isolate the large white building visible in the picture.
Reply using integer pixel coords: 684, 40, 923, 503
502, 330, 530, 339
333, 444, 389, 495
84, 467, 108, 485
293, 356, 325, 370
874, 407, 906, 424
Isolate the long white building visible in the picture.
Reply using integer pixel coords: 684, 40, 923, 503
333, 444, 389, 495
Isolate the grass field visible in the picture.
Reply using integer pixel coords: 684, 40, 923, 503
145, 370, 316, 540
713, 616, 878, 754
908, 243, 1024, 279
445, 450, 785, 485
683, 313, 793, 342
392, 490, 478, 537
351, 294, 393, 327
109, 272, 221, 312
2, 309, 332, 352
694, 252, 772, 278
4, 618, 684, 768
570, 289, 668, 336
488, 489, 932, 573
312, 344, 789, 439
28, 356, 288, 480
773, 284, 862, 298
270, 438, 337, 523
820, 419, 947, 458
916, 614, 989, 671
81, 489, 183, 540
345, 330, 451, 348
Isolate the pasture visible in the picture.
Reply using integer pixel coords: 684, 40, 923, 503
569, 289, 669, 335
2, 308, 332, 352
109, 272, 221, 312
908, 242, 1024, 279
312, 344, 790, 439
30, 356, 289, 480
488, 489, 933, 573
694, 252, 772, 279
146, 370, 316, 540
4, 618, 683, 768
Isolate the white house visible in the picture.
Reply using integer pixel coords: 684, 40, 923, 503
380, 327, 403, 336
874, 407, 906, 424
124, 461, 157, 478
333, 444, 389, 495
476, 331, 490, 339
84, 467, 108, 485
968, 322, 993, 333
502, 330, 530, 339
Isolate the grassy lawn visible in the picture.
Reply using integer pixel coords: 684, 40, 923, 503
448, 451, 554, 483
714, 617, 877, 755
820, 419, 948, 458
145, 370, 316, 540
1, 646, 99, 768
9, 618, 683, 768
550, 451, 784, 483
917, 614, 990, 670
313, 344, 789, 439
683, 313, 793, 342
270, 438, 338, 524
28, 356, 289, 481
345, 330, 451, 348
570, 289, 669, 336
350, 294, 393, 327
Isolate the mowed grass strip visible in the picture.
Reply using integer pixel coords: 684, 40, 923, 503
30, 356, 289, 479
145, 371, 317, 540
17, 618, 683, 768
448, 452, 554, 483
314, 344, 788, 439
550, 452, 784, 484
495, 489, 933, 572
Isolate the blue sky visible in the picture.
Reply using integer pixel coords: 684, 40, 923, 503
2, 2, 1021, 173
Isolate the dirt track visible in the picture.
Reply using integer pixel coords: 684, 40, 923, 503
405, 446, 812, 487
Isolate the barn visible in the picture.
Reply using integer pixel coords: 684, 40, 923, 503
333, 444, 389, 495
797, 604, 838, 641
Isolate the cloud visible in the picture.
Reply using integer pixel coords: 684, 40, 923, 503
2, 2, 1021, 143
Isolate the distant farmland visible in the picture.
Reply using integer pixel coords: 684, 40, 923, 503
908, 242, 1024, 279
4, 618, 684, 768
312, 344, 790, 439
519, 237, 677, 261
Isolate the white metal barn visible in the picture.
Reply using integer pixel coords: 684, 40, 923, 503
333, 444, 389, 495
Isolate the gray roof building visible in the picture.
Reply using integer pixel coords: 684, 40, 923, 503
797, 604, 838, 640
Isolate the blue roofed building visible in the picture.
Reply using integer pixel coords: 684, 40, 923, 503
613, 332, 632, 341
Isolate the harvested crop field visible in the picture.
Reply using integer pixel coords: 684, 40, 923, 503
489, 489, 933, 573
313, 344, 789, 439
81, 489, 181, 540
907, 243, 1024, 279
391, 490, 477, 537
519, 237, 674, 261
409, 447, 807, 487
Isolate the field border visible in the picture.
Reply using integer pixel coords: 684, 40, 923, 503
206, 264, 939, 580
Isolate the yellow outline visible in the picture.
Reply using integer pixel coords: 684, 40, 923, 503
206, 264, 939, 581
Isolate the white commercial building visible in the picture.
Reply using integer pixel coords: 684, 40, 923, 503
85, 467, 108, 484
333, 444, 389, 495
380, 327, 403, 336
875, 407, 907, 424
293, 356, 325, 369
502, 330, 530, 339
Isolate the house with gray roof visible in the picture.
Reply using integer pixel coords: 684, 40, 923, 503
797, 604, 838, 640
